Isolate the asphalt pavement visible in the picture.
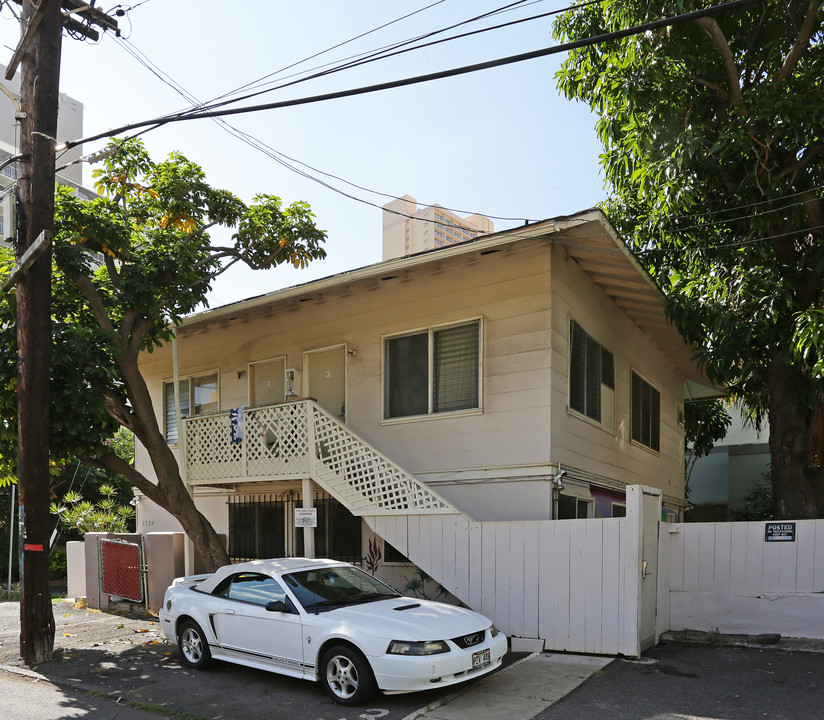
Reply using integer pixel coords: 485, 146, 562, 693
1, 599, 823, 720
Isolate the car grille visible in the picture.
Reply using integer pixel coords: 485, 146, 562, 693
451, 629, 486, 649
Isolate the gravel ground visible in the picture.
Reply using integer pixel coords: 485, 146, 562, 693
0, 598, 167, 668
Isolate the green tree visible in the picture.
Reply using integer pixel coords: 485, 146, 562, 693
684, 398, 732, 495
50, 483, 135, 535
555, 0, 824, 518
0, 139, 326, 569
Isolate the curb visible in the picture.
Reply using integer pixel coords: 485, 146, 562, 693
661, 630, 824, 654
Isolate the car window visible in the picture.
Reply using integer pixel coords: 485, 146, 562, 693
222, 573, 287, 606
283, 566, 398, 611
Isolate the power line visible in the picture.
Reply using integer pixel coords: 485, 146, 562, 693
63, 0, 759, 152
100, 33, 538, 228
179, 0, 563, 119
636, 222, 824, 257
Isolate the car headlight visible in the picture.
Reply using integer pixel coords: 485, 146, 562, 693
489, 624, 499, 638
387, 640, 450, 655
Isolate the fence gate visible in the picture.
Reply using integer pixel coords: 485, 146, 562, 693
99, 537, 146, 605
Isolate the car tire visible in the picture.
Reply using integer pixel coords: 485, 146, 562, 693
319, 644, 377, 706
177, 620, 212, 670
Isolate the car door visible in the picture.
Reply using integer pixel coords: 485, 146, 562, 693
212, 572, 306, 677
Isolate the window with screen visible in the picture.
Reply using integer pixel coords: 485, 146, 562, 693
163, 372, 218, 443
631, 370, 660, 452
569, 319, 614, 428
384, 320, 480, 420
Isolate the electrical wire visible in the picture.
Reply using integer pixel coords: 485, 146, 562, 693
178, 0, 564, 119
201, 0, 453, 109
64, 0, 762, 152
636, 222, 824, 257
109, 35, 539, 227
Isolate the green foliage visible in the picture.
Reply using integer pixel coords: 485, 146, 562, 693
684, 398, 732, 495
685, 399, 732, 461
729, 475, 774, 521
0, 139, 326, 547
555, 1, 824, 515
51, 483, 135, 535
50, 549, 68, 580
403, 569, 449, 603
554, 1, 824, 400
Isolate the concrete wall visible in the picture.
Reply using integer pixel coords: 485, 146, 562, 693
660, 520, 824, 639
66, 541, 86, 598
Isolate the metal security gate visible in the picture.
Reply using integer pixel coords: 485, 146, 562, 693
227, 491, 362, 563
99, 537, 146, 605
314, 492, 361, 564
228, 493, 302, 562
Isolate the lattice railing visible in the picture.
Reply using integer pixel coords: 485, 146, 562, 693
184, 399, 458, 516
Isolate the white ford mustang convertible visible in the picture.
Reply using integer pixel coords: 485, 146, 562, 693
159, 557, 507, 705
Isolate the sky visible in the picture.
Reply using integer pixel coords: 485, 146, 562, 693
0, 0, 606, 309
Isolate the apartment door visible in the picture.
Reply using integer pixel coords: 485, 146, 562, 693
249, 357, 286, 406
304, 346, 346, 422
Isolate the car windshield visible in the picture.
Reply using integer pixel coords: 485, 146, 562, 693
283, 566, 399, 613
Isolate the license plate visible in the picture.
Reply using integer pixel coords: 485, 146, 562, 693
472, 648, 490, 668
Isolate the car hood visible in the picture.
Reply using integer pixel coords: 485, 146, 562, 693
320, 597, 490, 641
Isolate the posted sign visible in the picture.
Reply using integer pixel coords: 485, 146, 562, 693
295, 508, 318, 528
765, 522, 796, 542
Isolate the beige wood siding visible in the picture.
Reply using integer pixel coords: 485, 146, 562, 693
138, 241, 555, 481
549, 244, 685, 500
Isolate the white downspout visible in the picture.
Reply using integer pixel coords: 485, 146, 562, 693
172, 328, 195, 574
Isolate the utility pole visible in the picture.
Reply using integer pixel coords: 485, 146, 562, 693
16, 0, 63, 666
7, 0, 118, 665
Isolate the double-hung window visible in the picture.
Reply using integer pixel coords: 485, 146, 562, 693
164, 372, 219, 443
384, 320, 481, 420
631, 370, 660, 451
569, 319, 614, 428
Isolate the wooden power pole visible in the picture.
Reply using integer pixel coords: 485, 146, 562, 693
7, 0, 118, 665
16, 0, 63, 665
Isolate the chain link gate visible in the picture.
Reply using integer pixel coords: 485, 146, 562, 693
98, 537, 147, 609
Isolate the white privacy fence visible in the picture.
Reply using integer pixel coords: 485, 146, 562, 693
366, 486, 659, 658
184, 403, 661, 656
184, 403, 824, 651
659, 520, 824, 640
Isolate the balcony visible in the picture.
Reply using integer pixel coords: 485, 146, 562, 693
183, 399, 459, 517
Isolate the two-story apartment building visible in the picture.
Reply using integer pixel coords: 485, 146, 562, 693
135, 208, 715, 593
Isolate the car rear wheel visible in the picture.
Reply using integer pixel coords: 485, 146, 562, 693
178, 620, 211, 669
320, 644, 377, 706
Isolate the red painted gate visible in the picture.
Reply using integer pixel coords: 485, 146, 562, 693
99, 538, 145, 603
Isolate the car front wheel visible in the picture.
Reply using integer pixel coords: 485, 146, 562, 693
178, 620, 211, 669
320, 644, 377, 706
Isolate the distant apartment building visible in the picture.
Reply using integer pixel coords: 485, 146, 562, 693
382, 195, 494, 260
0, 63, 92, 246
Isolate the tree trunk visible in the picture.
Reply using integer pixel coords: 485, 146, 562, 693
768, 359, 824, 519
161, 478, 230, 571
94, 446, 230, 572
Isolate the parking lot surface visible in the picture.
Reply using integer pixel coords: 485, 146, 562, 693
0, 599, 528, 720
2, 600, 823, 720
536, 641, 824, 720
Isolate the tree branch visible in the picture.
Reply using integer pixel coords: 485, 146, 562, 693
774, 1, 820, 84
78, 452, 165, 507
689, 75, 731, 102
70, 272, 119, 340
694, 17, 745, 106
777, 145, 824, 184
103, 252, 120, 290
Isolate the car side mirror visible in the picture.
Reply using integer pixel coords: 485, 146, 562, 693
265, 600, 291, 613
